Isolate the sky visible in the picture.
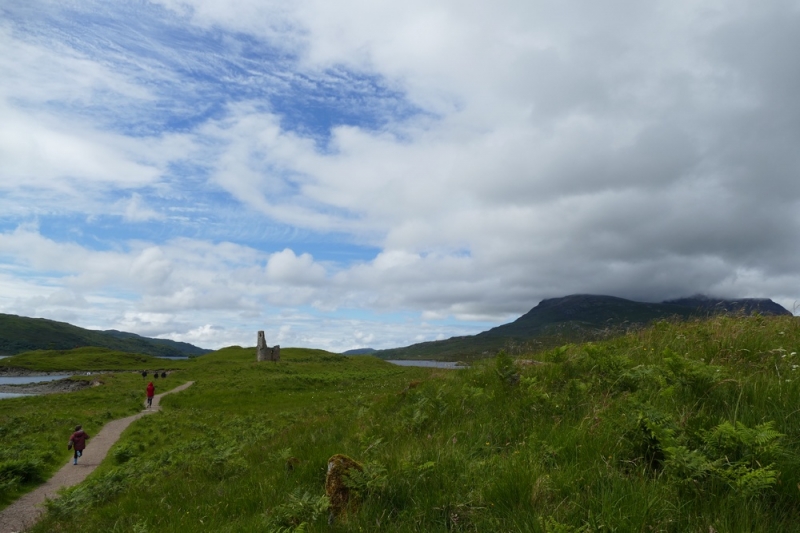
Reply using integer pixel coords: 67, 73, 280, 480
1, 0, 799, 352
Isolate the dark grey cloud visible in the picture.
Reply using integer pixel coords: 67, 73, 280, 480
2, 0, 799, 352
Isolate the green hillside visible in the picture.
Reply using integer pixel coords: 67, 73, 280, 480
377, 294, 792, 361
3, 315, 799, 532
0, 347, 185, 372
0, 313, 210, 357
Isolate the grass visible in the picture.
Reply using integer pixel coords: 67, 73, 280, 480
0, 347, 190, 372
2, 315, 800, 531
0, 371, 148, 507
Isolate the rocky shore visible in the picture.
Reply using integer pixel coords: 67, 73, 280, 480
0, 369, 87, 377
0, 377, 96, 395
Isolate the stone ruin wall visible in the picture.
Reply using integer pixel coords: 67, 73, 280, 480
256, 330, 280, 361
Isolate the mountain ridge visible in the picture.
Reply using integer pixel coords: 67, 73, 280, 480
0, 313, 211, 357
341, 348, 377, 355
375, 294, 792, 360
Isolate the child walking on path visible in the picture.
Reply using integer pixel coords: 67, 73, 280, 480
146, 381, 155, 408
68, 426, 89, 465
0, 381, 194, 533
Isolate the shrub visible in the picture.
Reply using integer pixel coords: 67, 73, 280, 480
0, 458, 44, 484
112, 443, 137, 464
265, 489, 330, 529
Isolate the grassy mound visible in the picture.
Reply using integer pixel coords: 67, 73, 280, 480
4, 318, 799, 532
0, 347, 190, 372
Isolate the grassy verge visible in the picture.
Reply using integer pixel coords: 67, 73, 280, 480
0, 371, 149, 508
5, 316, 800, 532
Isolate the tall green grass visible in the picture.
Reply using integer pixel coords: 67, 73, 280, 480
9, 316, 800, 532
0, 371, 148, 507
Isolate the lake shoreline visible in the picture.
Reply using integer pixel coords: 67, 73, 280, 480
385, 359, 467, 369
0, 369, 85, 377
0, 377, 93, 395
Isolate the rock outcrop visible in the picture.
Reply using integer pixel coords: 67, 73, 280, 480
325, 454, 363, 520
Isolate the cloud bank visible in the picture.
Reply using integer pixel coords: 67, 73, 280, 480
1, 0, 799, 350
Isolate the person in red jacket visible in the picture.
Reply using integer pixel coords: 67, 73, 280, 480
146, 381, 155, 408
69, 425, 89, 465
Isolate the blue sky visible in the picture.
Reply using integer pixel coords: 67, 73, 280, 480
2, 0, 799, 350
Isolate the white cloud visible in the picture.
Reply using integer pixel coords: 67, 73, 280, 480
265, 249, 326, 284
0, 105, 161, 192
119, 193, 163, 222
2, 0, 799, 352
0, 20, 200, 221
0, 22, 152, 104
0, 23, 162, 193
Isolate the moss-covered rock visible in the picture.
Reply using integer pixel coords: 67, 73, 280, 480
324, 454, 363, 519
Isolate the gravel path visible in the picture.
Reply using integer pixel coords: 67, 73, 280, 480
0, 381, 194, 533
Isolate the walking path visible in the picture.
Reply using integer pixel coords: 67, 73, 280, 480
0, 381, 194, 533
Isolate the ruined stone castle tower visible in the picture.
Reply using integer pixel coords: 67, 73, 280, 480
256, 330, 280, 361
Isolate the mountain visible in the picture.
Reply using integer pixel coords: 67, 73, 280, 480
375, 294, 792, 361
0, 313, 211, 357
664, 295, 791, 316
341, 348, 377, 355
101, 330, 210, 357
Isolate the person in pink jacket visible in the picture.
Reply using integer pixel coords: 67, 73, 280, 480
69, 425, 89, 465
146, 381, 155, 408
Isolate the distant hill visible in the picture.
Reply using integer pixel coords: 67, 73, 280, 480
341, 348, 377, 355
101, 330, 209, 356
375, 294, 792, 361
0, 313, 211, 357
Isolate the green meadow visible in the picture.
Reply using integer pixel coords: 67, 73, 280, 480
0, 346, 185, 372
2, 315, 800, 532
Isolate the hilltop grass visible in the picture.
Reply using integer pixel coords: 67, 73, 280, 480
374, 329, 611, 361
5, 316, 800, 532
0, 347, 192, 372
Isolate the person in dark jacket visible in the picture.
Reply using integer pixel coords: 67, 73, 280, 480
69, 425, 89, 465
146, 381, 155, 408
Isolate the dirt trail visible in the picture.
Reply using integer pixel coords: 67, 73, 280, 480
0, 381, 194, 533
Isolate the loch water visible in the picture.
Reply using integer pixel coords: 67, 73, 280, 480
386, 360, 464, 369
